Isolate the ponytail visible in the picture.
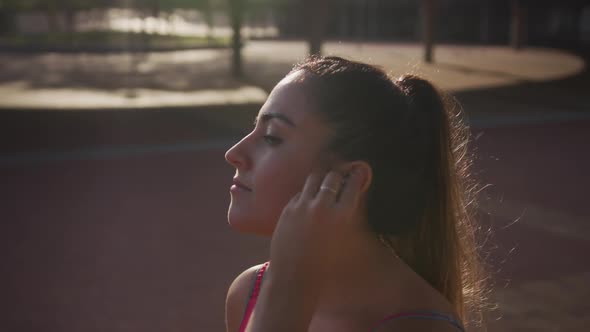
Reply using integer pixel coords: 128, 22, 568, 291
391, 75, 485, 323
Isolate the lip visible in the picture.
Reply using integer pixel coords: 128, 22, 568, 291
231, 178, 252, 192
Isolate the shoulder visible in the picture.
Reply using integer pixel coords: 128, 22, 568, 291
226, 263, 267, 302
225, 263, 267, 332
371, 314, 464, 332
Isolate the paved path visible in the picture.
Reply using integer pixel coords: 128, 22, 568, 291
0, 41, 588, 118
0, 49, 266, 110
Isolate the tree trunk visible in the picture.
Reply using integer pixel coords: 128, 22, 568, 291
422, 0, 435, 63
229, 0, 244, 77
480, 0, 490, 44
65, 9, 76, 34
368, 0, 378, 40
151, 2, 160, 19
338, 4, 348, 39
305, 0, 330, 56
45, 5, 60, 33
0, 8, 17, 36
510, 0, 527, 50
205, 0, 214, 44
356, 1, 363, 41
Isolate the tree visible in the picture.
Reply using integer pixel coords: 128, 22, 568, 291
60, 0, 100, 34
0, 0, 115, 34
304, 0, 330, 55
510, 0, 527, 50
421, 0, 435, 63
0, 0, 24, 35
228, 0, 244, 77
228, 0, 281, 77
248, 0, 331, 56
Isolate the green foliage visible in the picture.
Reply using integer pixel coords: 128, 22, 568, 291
0, 30, 230, 48
0, 0, 37, 10
0, 0, 112, 11
0, 0, 288, 11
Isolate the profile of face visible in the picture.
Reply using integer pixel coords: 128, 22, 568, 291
224, 70, 335, 236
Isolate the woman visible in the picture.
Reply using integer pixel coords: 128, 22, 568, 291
224, 56, 485, 332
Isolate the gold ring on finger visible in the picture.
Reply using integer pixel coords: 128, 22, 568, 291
319, 186, 339, 194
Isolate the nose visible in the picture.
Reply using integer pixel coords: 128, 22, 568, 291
225, 136, 250, 169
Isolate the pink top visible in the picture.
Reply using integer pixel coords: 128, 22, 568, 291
238, 262, 270, 332
237, 262, 464, 332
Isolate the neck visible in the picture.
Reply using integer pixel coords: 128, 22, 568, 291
313, 223, 406, 315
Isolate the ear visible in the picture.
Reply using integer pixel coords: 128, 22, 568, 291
337, 160, 372, 194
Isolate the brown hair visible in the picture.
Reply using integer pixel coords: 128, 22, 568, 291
291, 56, 487, 324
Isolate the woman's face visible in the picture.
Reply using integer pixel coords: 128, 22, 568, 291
225, 71, 334, 236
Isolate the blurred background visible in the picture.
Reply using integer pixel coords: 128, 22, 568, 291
0, 0, 589, 331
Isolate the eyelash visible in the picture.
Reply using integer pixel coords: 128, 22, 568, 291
251, 120, 282, 146
263, 135, 282, 146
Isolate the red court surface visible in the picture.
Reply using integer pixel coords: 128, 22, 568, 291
1, 120, 589, 331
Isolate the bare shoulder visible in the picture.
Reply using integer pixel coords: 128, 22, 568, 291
225, 263, 267, 332
371, 316, 464, 332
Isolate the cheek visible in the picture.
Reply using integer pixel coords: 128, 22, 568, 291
257, 163, 306, 208
253, 156, 311, 224
227, 154, 311, 236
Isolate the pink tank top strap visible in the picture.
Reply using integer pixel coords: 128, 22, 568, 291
238, 262, 270, 332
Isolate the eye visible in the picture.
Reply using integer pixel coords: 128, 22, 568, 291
263, 135, 282, 146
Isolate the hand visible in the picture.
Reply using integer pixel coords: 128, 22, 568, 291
268, 167, 364, 288
246, 168, 364, 332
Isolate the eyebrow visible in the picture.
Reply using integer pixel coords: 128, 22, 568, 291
254, 112, 297, 127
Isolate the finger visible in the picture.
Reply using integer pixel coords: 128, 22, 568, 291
289, 191, 302, 204
316, 171, 344, 205
300, 170, 325, 201
336, 169, 362, 209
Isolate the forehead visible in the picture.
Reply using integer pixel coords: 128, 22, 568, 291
258, 70, 318, 126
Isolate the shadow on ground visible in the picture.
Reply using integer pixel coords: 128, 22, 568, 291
0, 51, 243, 91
